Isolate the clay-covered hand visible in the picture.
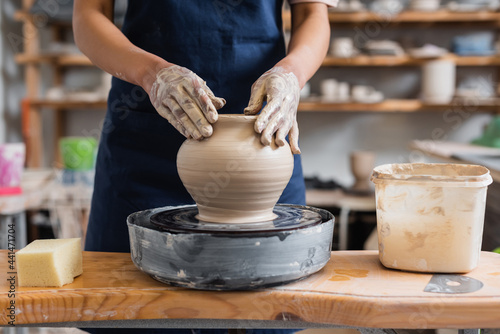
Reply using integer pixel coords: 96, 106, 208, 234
149, 65, 226, 139
244, 67, 301, 154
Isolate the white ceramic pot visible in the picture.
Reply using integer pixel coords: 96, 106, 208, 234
422, 59, 456, 104
177, 114, 294, 223
321, 79, 339, 101
410, 0, 440, 11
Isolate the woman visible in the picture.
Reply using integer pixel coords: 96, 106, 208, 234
74, 0, 334, 252
74, 1, 334, 332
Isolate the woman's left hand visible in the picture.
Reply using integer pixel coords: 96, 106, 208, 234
244, 67, 301, 155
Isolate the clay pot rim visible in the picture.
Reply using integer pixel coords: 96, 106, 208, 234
217, 114, 257, 122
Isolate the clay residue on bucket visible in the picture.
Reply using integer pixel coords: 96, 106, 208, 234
404, 230, 428, 251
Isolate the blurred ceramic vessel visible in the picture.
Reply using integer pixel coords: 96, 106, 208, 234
177, 114, 294, 223
350, 150, 376, 193
422, 60, 456, 104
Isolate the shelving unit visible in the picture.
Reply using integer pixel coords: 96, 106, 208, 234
15, 53, 93, 66
14, 9, 72, 27
283, 10, 500, 28
327, 10, 500, 23
322, 54, 500, 66
283, 8, 500, 114
16, 0, 106, 168
16, 4, 500, 166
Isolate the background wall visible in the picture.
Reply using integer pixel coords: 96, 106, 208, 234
1, 0, 495, 186
298, 19, 496, 186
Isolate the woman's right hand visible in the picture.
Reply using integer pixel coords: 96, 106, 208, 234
149, 65, 226, 139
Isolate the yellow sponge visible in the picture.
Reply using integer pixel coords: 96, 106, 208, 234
16, 238, 83, 287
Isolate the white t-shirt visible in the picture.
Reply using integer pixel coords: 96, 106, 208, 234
288, 0, 339, 7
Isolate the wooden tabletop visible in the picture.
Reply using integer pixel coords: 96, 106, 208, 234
1, 250, 500, 328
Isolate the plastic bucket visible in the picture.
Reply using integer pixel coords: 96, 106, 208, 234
60, 137, 97, 171
371, 163, 492, 273
0, 143, 25, 188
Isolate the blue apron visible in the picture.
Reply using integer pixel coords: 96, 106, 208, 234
85, 1, 306, 254
84, 3, 305, 333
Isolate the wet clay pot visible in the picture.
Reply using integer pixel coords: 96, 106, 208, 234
177, 114, 294, 223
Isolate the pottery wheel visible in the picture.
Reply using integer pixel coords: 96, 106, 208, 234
127, 204, 334, 290
150, 205, 322, 234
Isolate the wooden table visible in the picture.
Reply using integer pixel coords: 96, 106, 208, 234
2, 250, 500, 331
